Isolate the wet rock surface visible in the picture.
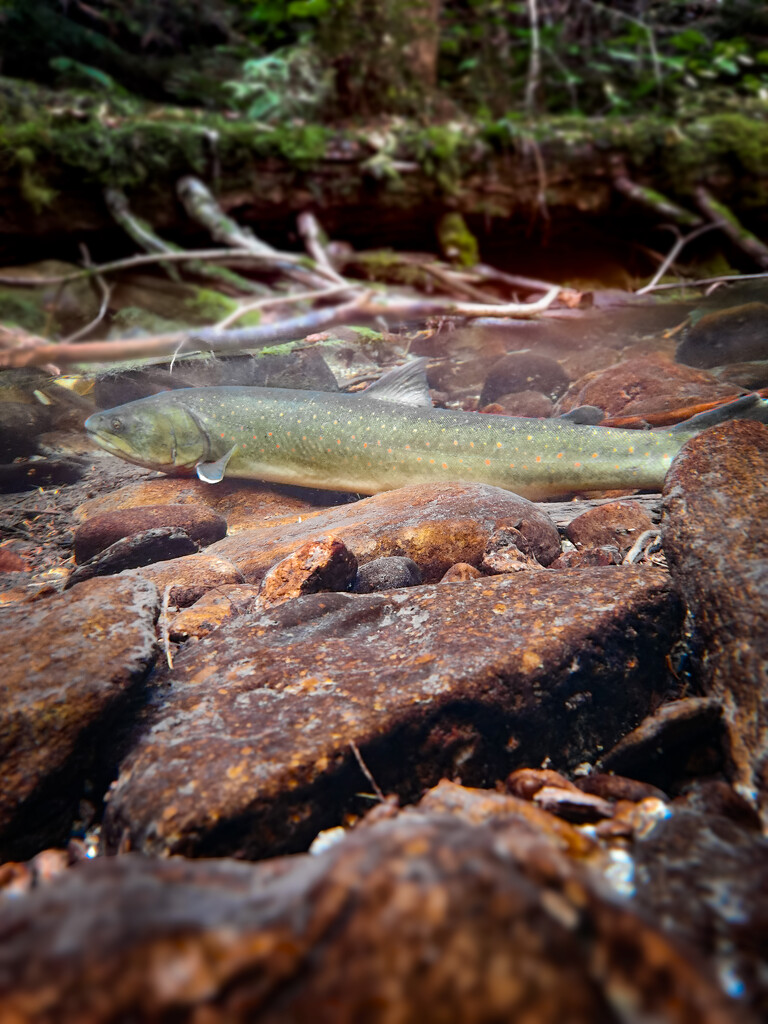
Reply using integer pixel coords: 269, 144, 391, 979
676, 302, 768, 368
566, 499, 655, 556
203, 482, 564, 585
102, 566, 680, 858
0, 800, 756, 1024
256, 536, 358, 609
73, 503, 227, 563
66, 525, 200, 587
352, 554, 423, 592
555, 357, 738, 418
2, 292, 768, 1019
0, 577, 158, 860
662, 420, 768, 825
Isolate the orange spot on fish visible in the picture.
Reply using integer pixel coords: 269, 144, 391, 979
557, 452, 563, 459
485, 459, 490, 466
442, 462, 448, 469
574, 461, 582, 467
535, 456, 541, 463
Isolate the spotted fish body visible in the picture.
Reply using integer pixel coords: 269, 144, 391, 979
84, 363, 767, 501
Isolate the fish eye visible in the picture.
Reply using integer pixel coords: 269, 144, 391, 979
111, 416, 124, 433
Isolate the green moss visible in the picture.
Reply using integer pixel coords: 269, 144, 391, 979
0, 288, 47, 332
437, 212, 479, 266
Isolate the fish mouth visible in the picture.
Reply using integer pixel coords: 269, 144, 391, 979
84, 425, 178, 473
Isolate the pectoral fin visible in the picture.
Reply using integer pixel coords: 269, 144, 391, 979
196, 444, 238, 484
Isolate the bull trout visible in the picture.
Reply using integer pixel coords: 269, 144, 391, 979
84, 360, 768, 501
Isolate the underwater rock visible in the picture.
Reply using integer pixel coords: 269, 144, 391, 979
481, 526, 546, 573
676, 302, 768, 369
631, 806, 768, 1015
66, 527, 199, 588
169, 584, 262, 641
440, 561, 483, 582
549, 546, 622, 568
0, 404, 51, 460
479, 352, 570, 407
204, 483, 563, 585
598, 697, 725, 788
257, 537, 358, 610
480, 389, 554, 417
555, 357, 736, 418
0, 809, 749, 1024
352, 555, 422, 593
101, 567, 680, 859
75, 476, 350, 534
566, 500, 655, 556
0, 577, 158, 860
122, 551, 245, 607
662, 420, 768, 827
73, 503, 227, 563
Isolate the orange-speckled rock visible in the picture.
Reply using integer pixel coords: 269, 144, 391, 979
73, 504, 227, 564
257, 537, 358, 610
74, 477, 350, 533
481, 526, 547, 573
550, 547, 621, 568
0, 812, 748, 1024
489, 390, 554, 418
415, 778, 594, 856
102, 566, 680, 859
0, 577, 158, 860
566, 500, 655, 556
169, 585, 262, 640
555, 357, 737, 418
440, 562, 482, 582
205, 482, 562, 586
121, 551, 244, 607
662, 420, 768, 827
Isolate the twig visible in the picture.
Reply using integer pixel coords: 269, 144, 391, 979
297, 212, 349, 286
641, 271, 768, 293
104, 187, 182, 282
349, 740, 385, 802
366, 286, 561, 321
0, 294, 372, 368
160, 584, 176, 669
635, 222, 722, 296
0, 248, 311, 288
178, 176, 334, 290
695, 186, 768, 270
0, 289, 560, 369
623, 529, 662, 565
610, 157, 702, 227
525, 0, 541, 116
475, 264, 561, 295
59, 244, 113, 344
214, 283, 357, 329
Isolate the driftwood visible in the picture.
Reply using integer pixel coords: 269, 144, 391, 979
0, 289, 561, 368
695, 186, 768, 271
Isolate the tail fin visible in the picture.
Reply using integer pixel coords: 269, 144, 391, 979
669, 393, 768, 434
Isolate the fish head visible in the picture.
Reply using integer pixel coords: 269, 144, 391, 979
84, 394, 210, 473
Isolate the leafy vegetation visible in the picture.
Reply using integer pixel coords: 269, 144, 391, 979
1, 0, 766, 119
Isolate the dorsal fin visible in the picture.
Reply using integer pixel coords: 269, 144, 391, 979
360, 358, 433, 407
